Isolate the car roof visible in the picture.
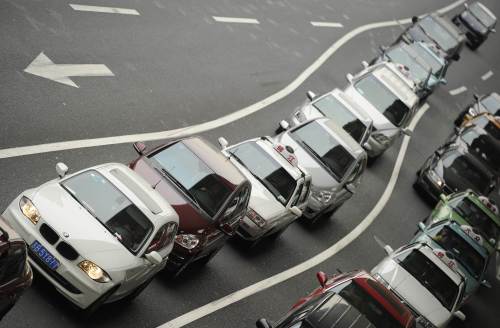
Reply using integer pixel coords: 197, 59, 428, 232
441, 145, 495, 179
318, 118, 366, 157
314, 88, 373, 125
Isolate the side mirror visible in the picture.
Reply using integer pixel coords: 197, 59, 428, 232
133, 142, 147, 155
411, 16, 419, 24
401, 128, 412, 136
290, 206, 303, 217
361, 60, 369, 69
56, 162, 69, 179
439, 78, 447, 85
345, 183, 356, 194
256, 318, 273, 328
279, 120, 290, 131
218, 137, 229, 149
481, 280, 492, 288
418, 221, 426, 231
306, 90, 317, 101
453, 311, 466, 321
384, 245, 394, 255
316, 271, 328, 287
144, 251, 163, 265
346, 73, 354, 82
439, 194, 447, 202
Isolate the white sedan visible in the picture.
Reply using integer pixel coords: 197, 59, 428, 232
2, 163, 179, 312
371, 242, 466, 328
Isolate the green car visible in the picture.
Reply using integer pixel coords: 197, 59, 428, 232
429, 190, 500, 254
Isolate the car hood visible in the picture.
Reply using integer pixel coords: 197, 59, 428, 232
407, 26, 436, 47
31, 182, 138, 270
374, 259, 450, 326
273, 132, 338, 189
131, 158, 213, 233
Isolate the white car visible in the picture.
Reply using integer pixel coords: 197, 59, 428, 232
219, 136, 311, 244
371, 242, 466, 328
344, 61, 419, 159
2, 163, 179, 312
284, 88, 373, 147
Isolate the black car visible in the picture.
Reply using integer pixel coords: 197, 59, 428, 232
452, 2, 497, 50
414, 144, 498, 204
455, 92, 500, 126
446, 124, 500, 175
398, 13, 466, 61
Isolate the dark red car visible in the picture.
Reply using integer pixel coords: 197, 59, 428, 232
0, 216, 33, 320
257, 270, 416, 328
130, 137, 251, 276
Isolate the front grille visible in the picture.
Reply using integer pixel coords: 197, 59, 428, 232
28, 249, 82, 294
56, 242, 79, 261
39, 224, 59, 245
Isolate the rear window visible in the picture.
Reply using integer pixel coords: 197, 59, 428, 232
312, 95, 367, 142
397, 249, 459, 311
461, 129, 500, 170
419, 16, 458, 51
355, 75, 409, 127
469, 2, 496, 28
442, 152, 492, 195
62, 170, 153, 254
291, 121, 355, 180
449, 197, 499, 242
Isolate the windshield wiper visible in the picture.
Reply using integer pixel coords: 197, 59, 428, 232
155, 167, 203, 210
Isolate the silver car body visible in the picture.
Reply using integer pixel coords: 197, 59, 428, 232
222, 137, 311, 241
2, 163, 179, 309
344, 61, 419, 158
273, 118, 367, 219
287, 88, 373, 146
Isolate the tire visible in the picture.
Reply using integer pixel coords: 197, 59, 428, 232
120, 277, 154, 303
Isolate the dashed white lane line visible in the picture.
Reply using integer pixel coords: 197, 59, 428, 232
159, 104, 429, 328
311, 21, 344, 28
69, 4, 140, 15
212, 16, 259, 24
449, 86, 468, 96
0, 0, 465, 161
481, 70, 494, 81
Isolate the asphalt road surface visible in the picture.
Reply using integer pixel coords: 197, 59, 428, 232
0, 0, 499, 327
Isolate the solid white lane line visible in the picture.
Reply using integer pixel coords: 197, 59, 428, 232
69, 4, 140, 15
311, 21, 344, 28
481, 70, 494, 81
158, 104, 429, 328
449, 86, 468, 96
0, 0, 465, 160
212, 16, 259, 24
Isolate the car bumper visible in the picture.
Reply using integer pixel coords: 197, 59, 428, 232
302, 197, 339, 219
1, 195, 159, 309
236, 213, 298, 241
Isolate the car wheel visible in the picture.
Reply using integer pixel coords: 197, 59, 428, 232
119, 277, 154, 303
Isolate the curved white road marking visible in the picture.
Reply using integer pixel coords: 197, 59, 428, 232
0, 0, 465, 160
159, 104, 429, 328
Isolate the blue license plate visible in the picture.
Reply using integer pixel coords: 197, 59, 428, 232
30, 240, 60, 270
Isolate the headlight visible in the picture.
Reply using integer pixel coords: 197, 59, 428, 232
19, 196, 41, 225
372, 132, 391, 145
311, 189, 334, 204
246, 208, 266, 228
175, 234, 200, 250
78, 260, 111, 283
427, 170, 444, 188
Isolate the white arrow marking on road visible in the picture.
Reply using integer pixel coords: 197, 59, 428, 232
212, 16, 260, 24
24, 52, 114, 88
69, 4, 140, 15
310, 21, 344, 28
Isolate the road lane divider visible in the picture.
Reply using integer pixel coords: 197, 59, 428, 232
310, 21, 344, 28
212, 16, 260, 24
0, 0, 465, 160
69, 4, 140, 15
481, 70, 494, 81
449, 86, 468, 96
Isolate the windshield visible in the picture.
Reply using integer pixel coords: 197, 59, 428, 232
449, 197, 499, 243
291, 121, 355, 180
411, 44, 444, 74
430, 226, 486, 279
460, 128, 500, 171
398, 249, 459, 311
441, 152, 492, 194
61, 170, 153, 253
470, 2, 496, 28
419, 16, 458, 51
387, 47, 431, 83
312, 95, 367, 142
229, 142, 296, 205
355, 75, 410, 127
481, 95, 500, 115
152, 142, 232, 217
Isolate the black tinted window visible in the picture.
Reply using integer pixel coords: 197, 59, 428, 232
442, 153, 491, 194
449, 197, 499, 242
0, 243, 27, 285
